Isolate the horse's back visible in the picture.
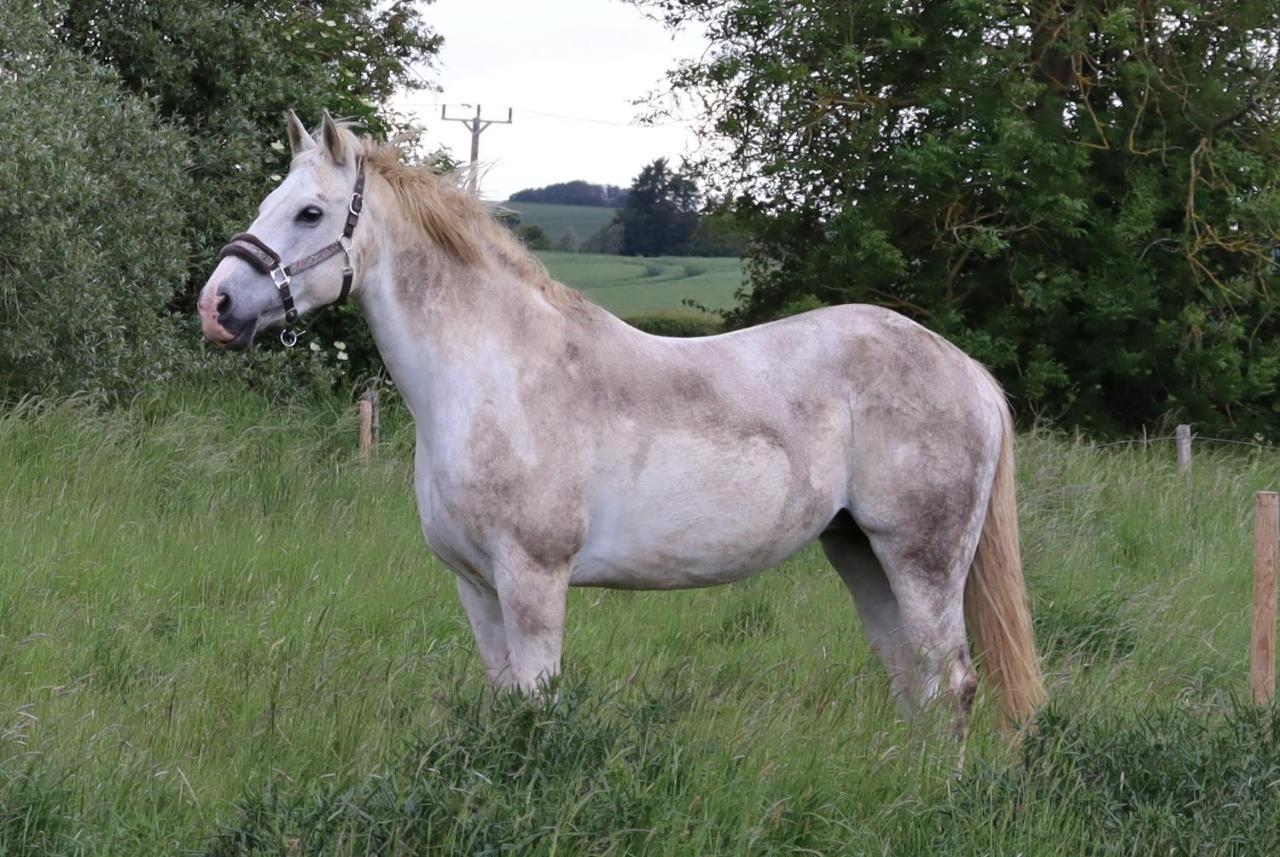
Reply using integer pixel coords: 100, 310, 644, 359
570, 304, 1005, 589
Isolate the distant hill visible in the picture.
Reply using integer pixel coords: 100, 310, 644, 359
509, 180, 628, 207
535, 251, 744, 319
501, 202, 617, 250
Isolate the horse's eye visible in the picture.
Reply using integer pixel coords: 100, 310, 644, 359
296, 205, 324, 224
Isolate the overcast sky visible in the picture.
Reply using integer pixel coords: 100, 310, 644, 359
393, 0, 709, 201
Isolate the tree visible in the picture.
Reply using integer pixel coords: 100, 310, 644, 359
0, 3, 191, 399
518, 224, 552, 251
689, 200, 749, 257
618, 158, 701, 256
638, 0, 1280, 436
39, 0, 444, 395
51, 0, 443, 313
555, 227, 581, 253
581, 222, 625, 255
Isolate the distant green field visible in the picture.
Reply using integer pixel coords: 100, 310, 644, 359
535, 251, 745, 318
501, 201, 617, 246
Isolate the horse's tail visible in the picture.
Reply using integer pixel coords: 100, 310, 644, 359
964, 386, 1045, 726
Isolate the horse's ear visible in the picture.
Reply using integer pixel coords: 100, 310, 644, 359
321, 110, 350, 165
285, 110, 315, 156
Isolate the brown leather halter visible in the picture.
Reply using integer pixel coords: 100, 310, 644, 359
218, 159, 366, 346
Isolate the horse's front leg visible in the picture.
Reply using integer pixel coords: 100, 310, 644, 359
491, 549, 571, 695
455, 575, 513, 689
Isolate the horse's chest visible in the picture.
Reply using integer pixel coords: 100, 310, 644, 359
413, 433, 588, 578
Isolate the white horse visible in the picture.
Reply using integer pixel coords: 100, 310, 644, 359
199, 113, 1044, 737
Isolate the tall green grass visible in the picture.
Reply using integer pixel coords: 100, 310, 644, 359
2, 392, 1279, 854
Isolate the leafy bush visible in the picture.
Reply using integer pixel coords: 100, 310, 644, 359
0, 5, 191, 399
625, 315, 723, 337
518, 223, 552, 251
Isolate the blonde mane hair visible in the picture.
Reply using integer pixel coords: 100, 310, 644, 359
354, 133, 587, 315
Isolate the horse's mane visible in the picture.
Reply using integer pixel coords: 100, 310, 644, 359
352, 132, 587, 316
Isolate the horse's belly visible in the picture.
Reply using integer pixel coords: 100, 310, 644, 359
571, 432, 842, 589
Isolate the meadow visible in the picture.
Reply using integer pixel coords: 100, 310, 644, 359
3, 388, 1280, 855
536, 251, 744, 319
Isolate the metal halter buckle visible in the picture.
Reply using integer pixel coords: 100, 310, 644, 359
270, 266, 291, 290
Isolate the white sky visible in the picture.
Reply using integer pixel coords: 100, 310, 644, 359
392, 0, 709, 201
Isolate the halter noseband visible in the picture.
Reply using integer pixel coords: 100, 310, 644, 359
218, 159, 366, 347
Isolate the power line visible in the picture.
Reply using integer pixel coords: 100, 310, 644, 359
399, 100, 691, 129
517, 108, 691, 129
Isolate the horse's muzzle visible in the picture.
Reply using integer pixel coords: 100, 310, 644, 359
198, 288, 255, 350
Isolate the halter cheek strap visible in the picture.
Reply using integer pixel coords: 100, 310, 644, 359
217, 159, 366, 347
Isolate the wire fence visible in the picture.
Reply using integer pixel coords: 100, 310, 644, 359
1087, 433, 1279, 453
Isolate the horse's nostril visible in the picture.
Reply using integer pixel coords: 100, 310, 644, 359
216, 293, 231, 316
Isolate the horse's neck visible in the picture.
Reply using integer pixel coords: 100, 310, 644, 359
358, 228, 611, 433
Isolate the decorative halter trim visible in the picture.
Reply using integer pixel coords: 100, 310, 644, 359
218, 159, 366, 347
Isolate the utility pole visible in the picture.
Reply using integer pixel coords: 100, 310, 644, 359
440, 104, 513, 196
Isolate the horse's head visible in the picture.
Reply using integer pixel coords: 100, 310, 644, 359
199, 111, 365, 349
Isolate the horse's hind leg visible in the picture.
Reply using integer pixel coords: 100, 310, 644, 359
867, 525, 980, 740
820, 529, 915, 714
823, 520, 980, 738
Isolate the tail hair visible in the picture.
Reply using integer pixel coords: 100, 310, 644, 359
964, 386, 1045, 725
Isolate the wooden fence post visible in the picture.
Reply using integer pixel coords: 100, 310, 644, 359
358, 389, 379, 461
1176, 424, 1192, 473
1252, 491, 1280, 707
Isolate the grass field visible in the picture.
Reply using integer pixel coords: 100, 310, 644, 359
536, 251, 744, 318
500, 201, 617, 247
4, 391, 1280, 855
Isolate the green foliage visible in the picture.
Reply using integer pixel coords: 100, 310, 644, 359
517, 223, 552, 251
0, 4, 191, 398
580, 220, 625, 254
688, 207, 749, 257
509, 179, 628, 207
619, 157, 701, 256
555, 226, 581, 252
642, 0, 1280, 436
53, 0, 441, 305
44, 0, 443, 397
625, 315, 724, 337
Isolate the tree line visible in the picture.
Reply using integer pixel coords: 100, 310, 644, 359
509, 180, 629, 207
509, 159, 749, 257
